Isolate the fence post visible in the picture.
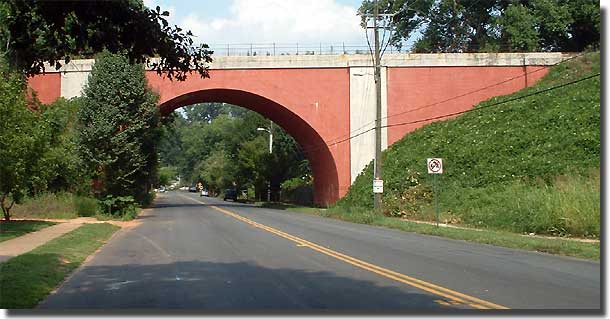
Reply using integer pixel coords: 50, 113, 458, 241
319, 43, 322, 55
296, 43, 299, 55
227, 44, 230, 56
343, 42, 346, 54
273, 43, 276, 56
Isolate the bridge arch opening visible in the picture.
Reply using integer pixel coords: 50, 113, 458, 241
159, 88, 339, 206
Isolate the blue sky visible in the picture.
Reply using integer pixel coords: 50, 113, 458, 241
143, 0, 378, 49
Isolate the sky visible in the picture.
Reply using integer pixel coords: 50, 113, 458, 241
143, 0, 375, 50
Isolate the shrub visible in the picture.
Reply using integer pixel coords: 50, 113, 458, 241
98, 195, 137, 219
73, 196, 98, 217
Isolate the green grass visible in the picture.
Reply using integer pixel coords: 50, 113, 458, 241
0, 220, 57, 242
339, 52, 600, 238
10, 192, 140, 221
0, 223, 119, 308
257, 202, 323, 215
11, 192, 99, 220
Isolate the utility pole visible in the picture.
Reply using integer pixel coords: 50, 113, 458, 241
373, 0, 383, 210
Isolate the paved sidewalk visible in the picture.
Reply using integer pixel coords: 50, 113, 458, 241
0, 214, 147, 263
0, 222, 82, 263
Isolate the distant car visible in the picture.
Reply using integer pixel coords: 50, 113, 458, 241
223, 189, 237, 201
159, 186, 166, 193
188, 186, 197, 192
200, 189, 209, 196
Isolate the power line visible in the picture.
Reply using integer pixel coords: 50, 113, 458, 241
298, 71, 599, 155
318, 51, 589, 147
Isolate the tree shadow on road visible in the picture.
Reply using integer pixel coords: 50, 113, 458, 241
14, 260, 466, 314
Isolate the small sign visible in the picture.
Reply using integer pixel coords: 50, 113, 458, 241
373, 179, 384, 193
427, 158, 443, 174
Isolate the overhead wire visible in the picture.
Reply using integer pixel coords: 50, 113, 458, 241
315, 51, 589, 148
297, 70, 599, 155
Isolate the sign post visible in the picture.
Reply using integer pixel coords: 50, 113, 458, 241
373, 178, 384, 194
427, 158, 443, 227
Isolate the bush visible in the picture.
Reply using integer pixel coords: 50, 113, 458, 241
280, 177, 313, 205
73, 196, 98, 217
98, 195, 138, 219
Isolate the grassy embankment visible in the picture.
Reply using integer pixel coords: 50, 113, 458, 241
0, 223, 119, 308
266, 52, 601, 260
0, 220, 57, 242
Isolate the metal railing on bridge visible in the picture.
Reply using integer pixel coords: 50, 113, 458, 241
206, 43, 403, 57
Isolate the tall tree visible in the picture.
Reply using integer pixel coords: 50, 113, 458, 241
78, 51, 162, 205
0, 0, 212, 80
0, 63, 48, 220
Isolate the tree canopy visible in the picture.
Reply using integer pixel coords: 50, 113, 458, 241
159, 104, 311, 202
0, 0, 212, 80
358, 0, 600, 53
78, 51, 162, 204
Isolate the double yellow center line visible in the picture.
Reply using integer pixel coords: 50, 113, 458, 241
180, 194, 508, 310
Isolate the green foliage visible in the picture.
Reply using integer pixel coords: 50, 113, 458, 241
78, 51, 162, 204
98, 195, 137, 219
158, 166, 178, 186
0, 63, 47, 220
73, 196, 99, 217
0, 223, 119, 308
360, 0, 600, 52
0, 0, 212, 80
340, 52, 600, 238
39, 98, 90, 194
10, 192, 99, 219
161, 104, 311, 200
280, 176, 313, 205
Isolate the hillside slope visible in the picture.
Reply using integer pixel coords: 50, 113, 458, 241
339, 52, 600, 238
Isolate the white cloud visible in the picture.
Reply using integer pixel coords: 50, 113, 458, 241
181, 0, 366, 46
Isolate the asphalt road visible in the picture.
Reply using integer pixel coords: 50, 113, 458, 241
39, 191, 600, 311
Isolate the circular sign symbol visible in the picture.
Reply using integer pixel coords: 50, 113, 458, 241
427, 158, 443, 174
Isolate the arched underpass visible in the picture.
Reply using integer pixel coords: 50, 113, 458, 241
159, 89, 339, 206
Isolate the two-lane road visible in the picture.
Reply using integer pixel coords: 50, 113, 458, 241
39, 191, 600, 310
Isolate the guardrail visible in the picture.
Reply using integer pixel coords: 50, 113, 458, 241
206, 43, 403, 56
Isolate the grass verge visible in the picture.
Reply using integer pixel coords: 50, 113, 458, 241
257, 201, 323, 215
0, 220, 57, 242
266, 203, 599, 260
0, 223, 120, 308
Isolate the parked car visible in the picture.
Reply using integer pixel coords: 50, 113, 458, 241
159, 186, 166, 193
188, 186, 197, 192
200, 189, 209, 196
223, 189, 237, 201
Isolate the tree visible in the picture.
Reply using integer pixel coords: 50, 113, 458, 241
78, 51, 162, 205
0, 64, 48, 220
359, 0, 600, 53
0, 0, 212, 80
38, 98, 90, 194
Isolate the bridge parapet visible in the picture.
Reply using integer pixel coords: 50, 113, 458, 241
44, 52, 573, 73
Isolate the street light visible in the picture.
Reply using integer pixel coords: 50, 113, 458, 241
257, 121, 273, 201
256, 126, 273, 154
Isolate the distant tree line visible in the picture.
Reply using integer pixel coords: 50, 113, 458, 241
159, 103, 312, 202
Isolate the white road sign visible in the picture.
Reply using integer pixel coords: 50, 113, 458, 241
373, 179, 384, 193
427, 158, 443, 174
